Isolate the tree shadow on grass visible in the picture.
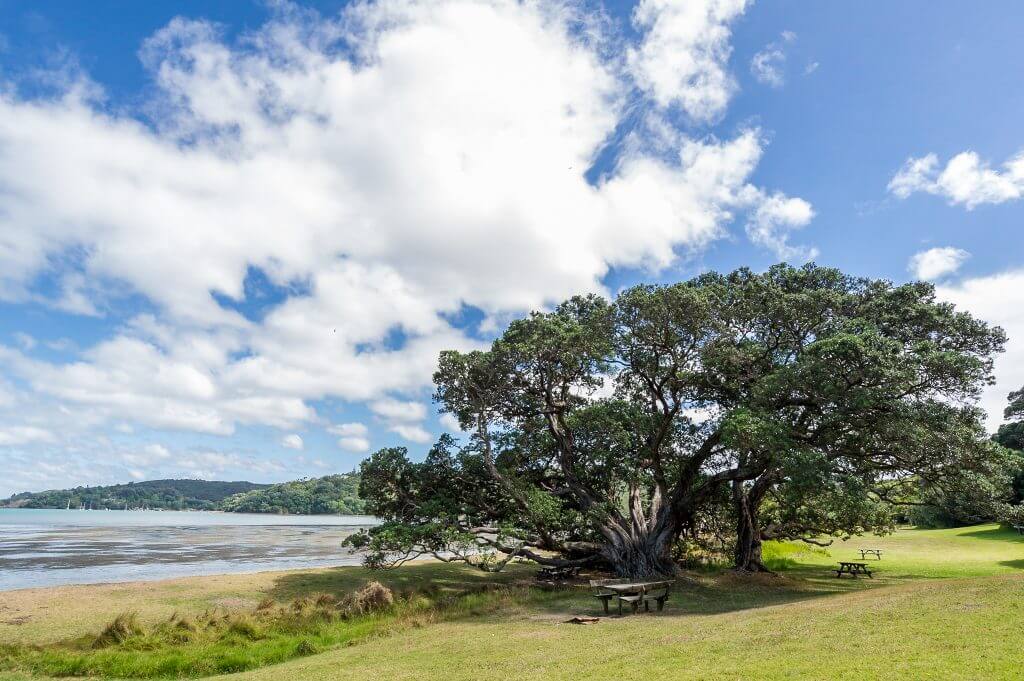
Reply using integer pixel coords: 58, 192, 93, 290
959, 527, 1024, 542
267, 560, 536, 603
267, 543, 1005, 630
266, 557, 917, 625
998, 559, 1024, 570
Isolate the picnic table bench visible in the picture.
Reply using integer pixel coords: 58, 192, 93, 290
1013, 524, 1024, 536
858, 548, 883, 560
536, 566, 580, 582
589, 579, 673, 615
835, 561, 873, 578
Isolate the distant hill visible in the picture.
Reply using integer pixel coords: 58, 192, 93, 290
1, 473, 366, 514
219, 473, 365, 515
1, 479, 270, 511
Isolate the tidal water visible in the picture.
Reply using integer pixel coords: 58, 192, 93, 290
0, 509, 378, 591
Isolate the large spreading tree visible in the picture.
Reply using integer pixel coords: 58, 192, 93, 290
351, 264, 1006, 577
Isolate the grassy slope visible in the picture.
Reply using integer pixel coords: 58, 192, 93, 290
3, 524, 1024, 680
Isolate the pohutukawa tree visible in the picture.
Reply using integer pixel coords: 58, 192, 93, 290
350, 264, 1006, 578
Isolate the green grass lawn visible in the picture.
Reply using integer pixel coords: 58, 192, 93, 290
3, 524, 1024, 680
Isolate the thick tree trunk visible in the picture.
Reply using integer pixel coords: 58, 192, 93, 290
602, 524, 678, 579
732, 480, 771, 573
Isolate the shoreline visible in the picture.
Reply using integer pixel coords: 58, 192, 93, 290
0, 558, 459, 648
0, 564, 348, 645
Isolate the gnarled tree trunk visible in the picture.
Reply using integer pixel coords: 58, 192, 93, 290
601, 511, 679, 578
732, 478, 772, 573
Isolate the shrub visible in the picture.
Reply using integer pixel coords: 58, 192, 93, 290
224, 615, 263, 640
343, 581, 394, 616
93, 612, 146, 649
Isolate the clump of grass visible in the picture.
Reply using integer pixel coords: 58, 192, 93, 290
160, 613, 199, 643
92, 612, 146, 649
255, 597, 276, 612
225, 614, 263, 641
295, 638, 318, 655
343, 581, 394, 616
314, 592, 337, 608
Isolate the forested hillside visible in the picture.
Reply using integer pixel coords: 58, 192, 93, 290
219, 474, 365, 515
1, 479, 268, 511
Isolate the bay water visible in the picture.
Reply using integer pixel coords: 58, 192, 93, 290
0, 509, 377, 591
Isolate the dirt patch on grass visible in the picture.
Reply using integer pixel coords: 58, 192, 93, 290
0, 617, 30, 626
212, 597, 259, 610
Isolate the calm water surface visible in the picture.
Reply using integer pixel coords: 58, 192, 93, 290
0, 509, 378, 591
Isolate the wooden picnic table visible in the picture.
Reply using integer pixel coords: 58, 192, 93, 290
858, 548, 883, 560
590, 579, 673, 615
835, 561, 873, 578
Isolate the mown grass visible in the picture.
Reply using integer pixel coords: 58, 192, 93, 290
2, 524, 1024, 680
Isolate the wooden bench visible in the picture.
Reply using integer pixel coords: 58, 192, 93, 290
1013, 524, 1024, 536
590, 579, 673, 615
537, 566, 580, 582
858, 548, 883, 560
835, 561, 873, 578
641, 585, 671, 612
617, 592, 644, 615
589, 578, 630, 614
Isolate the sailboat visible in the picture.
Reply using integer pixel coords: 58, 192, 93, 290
66, 499, 71, 510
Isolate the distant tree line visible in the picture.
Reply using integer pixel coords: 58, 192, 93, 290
2, 479, 267, 511
2, 474, 366, 515
219, 474, 366, 515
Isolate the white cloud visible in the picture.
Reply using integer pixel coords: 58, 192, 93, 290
281, 433, 304, 450
329, 422, 368, 437
629, 0, 749, 121
120, 443, 172, 466
745, 192, 817, 261
937, 270, 1024, 427
144, 443, 171, 459
0, 381, 16, 408
0, 0, 809, 444
0, 425, 56, 446
330, 421, 371, 452
889, 150, 1024, 208
750, 31, 795, 88
370, 399, 427, 423
338, 436, 371, 453
908, 247, 970, 280
390, 423, 433, 443
13, 333, 35, 351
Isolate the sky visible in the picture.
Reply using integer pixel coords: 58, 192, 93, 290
1, 0, 1023, 497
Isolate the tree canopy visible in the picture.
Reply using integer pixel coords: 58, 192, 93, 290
2, 479, 268, 511
218, 474, 365, 514
352, 264, 1007, 577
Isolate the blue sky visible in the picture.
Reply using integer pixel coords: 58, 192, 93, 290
1, 0, 1023, 496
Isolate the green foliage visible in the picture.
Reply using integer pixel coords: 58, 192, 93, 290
1005, 387, 1024, 421
219, 474, 365, 515
1, 479, 269, 511
358, 263, 1007, 575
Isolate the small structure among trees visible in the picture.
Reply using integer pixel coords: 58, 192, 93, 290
348, 264, 1010, 578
